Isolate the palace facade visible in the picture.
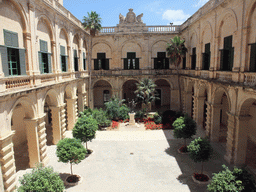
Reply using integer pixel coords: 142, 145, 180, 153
0, 0, 256, 191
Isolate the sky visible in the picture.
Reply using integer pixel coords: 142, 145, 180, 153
63, 0, 209, 26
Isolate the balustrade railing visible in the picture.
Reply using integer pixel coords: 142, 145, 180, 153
200, 70, 209, 79
100, 27, 116, 33
5, 76, 32, 89
216, 71, 232, 82
146, 25, 179, 33
244, 73, 256, 86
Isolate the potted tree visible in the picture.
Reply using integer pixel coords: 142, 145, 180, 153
208, 165, 256, 192
18, 163, 64, 192
187, 137, 213, 184
82, 11, 102, 36
72, 114, 98, 155
135, 78, 158, 115
166, 36, 187, 111
172, 115, 196, 153
56, 138, 87, 186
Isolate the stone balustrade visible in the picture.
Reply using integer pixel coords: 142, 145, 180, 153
216, 71, 232, 82
146, 25, 180, 33
100, 27, 116, 33
4, 76, 33, 89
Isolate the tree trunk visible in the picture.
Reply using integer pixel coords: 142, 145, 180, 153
86, 141, 88, 149
177, 67, 182, 112
70, 163, 73, 175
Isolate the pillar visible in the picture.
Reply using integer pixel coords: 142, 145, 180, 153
205, 102, 212, 137
170, 89, 179, 111
0, 132, 16, 192
194, 96, 206, 130
23, 118, 40, 168
51, 41, 57, 75
184, 91, 192, 116
66, 98, 77, 130
210, 104, 221, 142
49, 106, 62, 144
77, 92, 86, 112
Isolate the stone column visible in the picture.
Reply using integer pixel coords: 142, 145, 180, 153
210, 104, 221, 142
23, 119, 40, 168
78, 49, 83, 71
89, 88, 94, 109
49, 106, 62, 144
231, 115, 251, 165
194, 96, 206, 130
0, 163, 4, 192
23, 32, 33, 76
66, 98, 77, 130
36, 115, 49, 166
170, 89, 179, 111
67, 46, 72, 72
205, 102, 212, 137
77, 92, 86, 112
51, 41, 57, 75
184, 91, 192, 116
0, 132, 16, 192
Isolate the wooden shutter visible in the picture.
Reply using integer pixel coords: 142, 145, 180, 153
250, 43, 256, 72
135, 58, 139, 69
229, 47, 234, 71
157, 52, 166, 58
205, 43, 210, 53
38, 52, 43, 74
66, 56, 69, 72
0, 45, 9, 76
165, 58, 169, 69
224, 36, 232, 50
154, 58, 157, 69
48, 53, 52, 73
94, 59, 99, 70
11, 33, 19, 48
60, 45, 66, 55
97, 53, 105, 59
19, 49, 26, 75
124, 58, 128, 69
105, 59, 109, 70
202, 53, 206, 70
4, 30, 12, 47
182, 57, 186, 69
40, 40, 48, 52
127, 52, 135, 59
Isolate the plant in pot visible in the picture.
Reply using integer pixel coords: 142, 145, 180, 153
207, 165, 256, 192
56, 138, 87, 186
72, 114, 98, 155
18, 163, 64, 192
82, 11, 102, 36
92, 108, 111, 130
187, 137, 213, 184
172, 114, 196, 153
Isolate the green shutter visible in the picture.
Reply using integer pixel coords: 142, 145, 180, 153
165, 58, 169, 69
0, 45, 9, 76
135, 58, 139, 69
205, 43, 210, 53
38, 52, 43, 74
202, 53, 205, 70
250, 44, 256, 72
66, 56, 68, 72
48, 53, 52, 73
124, 58, 128, 69
224, 36, 232, 50
127, 52, 135, 59
182, 57, 186, 69
220, 50, 224, 70
105, 59, 109, 70
60, 45, 65, 55
11, 33, 19, 48
154, 58, 157, 69
19, 49, 26, 75
208, 52, 211, 70
157, 52, 166, 58
4, 30, 12, 47
40, 40, 48, 52
74, 50, 77, 57
94, 59, 99, 70
229, 47, 234, 71
83, 52, 86, 70
97, 53, 105, 59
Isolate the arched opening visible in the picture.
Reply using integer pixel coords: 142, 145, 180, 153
44, 95, 53, 146
93, 80, 112, 108
122, 80, 140, 109
219, 93, 229, 144
11, 104, 29, 171
153, 79, 170, 112
203, 90, 208, 130
191, 86, 195, 118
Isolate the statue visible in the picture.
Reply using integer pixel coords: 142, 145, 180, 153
136, 13, 143, 23
125, 8, 136, 23
119, 13, 125, 24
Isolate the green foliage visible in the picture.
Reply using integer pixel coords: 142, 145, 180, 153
18, 164, 64, 192
56, 138, 87, 165
135, 109, 146, 119
207, 165, 256, 192
105, 97, 129, 120
154, 112, 162, 124
92, 108, 111, 127
135, 78, 158, 106
72, 115, 98, 143
118, 105, 130, 120
173, 115, 196, 139
188, 137, 213, 163
82, 11, 102, 32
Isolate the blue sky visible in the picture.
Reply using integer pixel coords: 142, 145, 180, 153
64, 0, 208, 26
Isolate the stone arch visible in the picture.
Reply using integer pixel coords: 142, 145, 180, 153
122, 79, 140, 108
43, 89, 60, 107
93, 80, 113, 108
36, 14, 55, 41
153, 79, 171, 111
150, 40, 168, 57
121, 40, 143, 58
190, 30, 198, 49
64, 84, 76, 99
212, 86, 231, 107
92, 41, 112, 59
154, 77, 174, 90
92, 79, 113, 90
59, 28, 69, 46
10, 97, 36, 120
201, 21, 213, 45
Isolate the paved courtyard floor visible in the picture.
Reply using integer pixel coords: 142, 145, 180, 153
16, 123, 231, 192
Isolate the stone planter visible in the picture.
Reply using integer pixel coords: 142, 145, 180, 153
128, 113, 136, 125
177, 146, 189, 154
85, 149, 93, 157
64, 174, 83, 186
191, 173, 211, 185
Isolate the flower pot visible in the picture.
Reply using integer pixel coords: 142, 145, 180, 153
64, 174, 83, 186
191, 173, 210, 185
85, 149, 93, 157
177, 146, 189, 154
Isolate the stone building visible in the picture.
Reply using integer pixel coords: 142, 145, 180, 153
0, 0, 256, 191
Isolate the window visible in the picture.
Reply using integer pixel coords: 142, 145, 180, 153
249, 43, 256, 72
191, 47, 196, 70
124, 52, 139, 70
60, 45, 68, 72
202, 43, 211, 70
83, 52, 86, 70
94, 53, 109, 70
182, 56, 186, 69
220, 35, 234, 71
103, 90, 110, 103
0, 29, 26, 76
154, 52, 169, 69
74, 50, 79, 71
38, 40, 51, 74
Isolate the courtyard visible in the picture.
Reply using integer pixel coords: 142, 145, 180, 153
17, 124, 230, 192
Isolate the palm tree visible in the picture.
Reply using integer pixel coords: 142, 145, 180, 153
135, 78, 158, 113
82, 11, 102, 36
166, 36, 187, 111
